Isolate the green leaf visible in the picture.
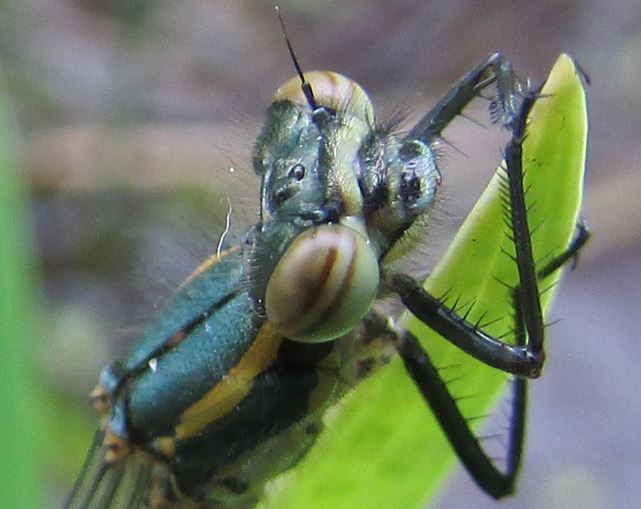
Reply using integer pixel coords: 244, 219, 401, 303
0, 91, 43, 507
260, 54, 588, 509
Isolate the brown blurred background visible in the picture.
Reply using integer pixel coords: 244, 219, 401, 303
2, 0, 639, 508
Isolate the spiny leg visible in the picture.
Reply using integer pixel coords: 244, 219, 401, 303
386, 270, 539, 376
385, 70, 588, 496
511, 219, 590, 344
388, 221, 588, 499
392, 55, 541, 377
357, 307, 524, 499
407, 52, 519, 143
538, 220, 590, 279
502, 92, 544, 360
394, 322, 525, 499
373, 233, 590, 499
385, 220, 589, 378
386, 89, 552, 378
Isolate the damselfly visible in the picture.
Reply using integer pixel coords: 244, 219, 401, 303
64, 27, 588, 509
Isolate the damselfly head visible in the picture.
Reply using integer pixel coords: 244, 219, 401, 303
273, 71, 376, 128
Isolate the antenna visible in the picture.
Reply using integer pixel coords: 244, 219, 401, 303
275, 6, 318, 111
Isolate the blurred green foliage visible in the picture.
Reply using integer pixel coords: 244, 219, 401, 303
0, 93, 42, 509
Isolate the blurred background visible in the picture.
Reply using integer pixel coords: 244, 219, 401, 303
0, 0, 639, 508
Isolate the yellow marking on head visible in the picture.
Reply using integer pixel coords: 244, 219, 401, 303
324, 116, 369, 217
175, 323, 283, 439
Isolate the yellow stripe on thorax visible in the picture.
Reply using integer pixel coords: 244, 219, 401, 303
175, 323, 283, 439
179, 245, 242, 289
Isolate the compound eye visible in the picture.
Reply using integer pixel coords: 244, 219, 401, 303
273, 71, 376, 126
265, 224, 380, 342
288, 163, 306, 181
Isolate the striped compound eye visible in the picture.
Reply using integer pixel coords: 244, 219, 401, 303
273, 70, 376, 126
265, 224, 380, 342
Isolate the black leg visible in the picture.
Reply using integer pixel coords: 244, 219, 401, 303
386, 88, 559, 378
385, 65, 588, 497
502, 93, 544, 359
406, 52, 519, 143
538, 220, 590, 279
387, 271, 542, 377
360, 306, 527, 498
386, 202, 589, 379
394, 326, 525, 499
